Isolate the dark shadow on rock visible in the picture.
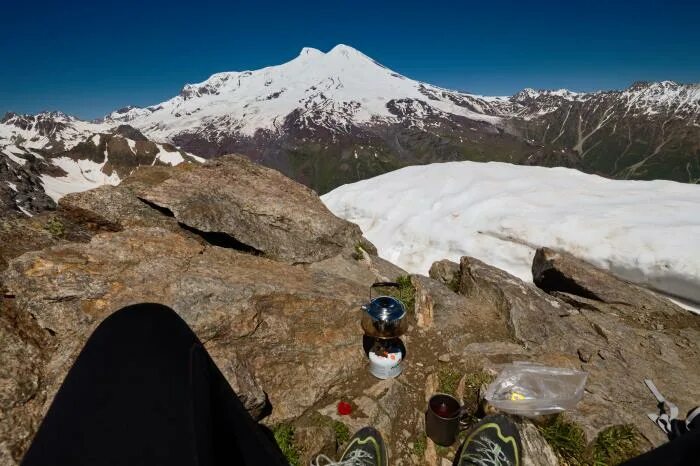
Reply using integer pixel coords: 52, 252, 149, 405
534, 268, 601, 301
137, 197, 175, 217
177, 222, 262, 255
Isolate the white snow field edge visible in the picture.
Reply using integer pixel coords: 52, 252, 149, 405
321, 161, 700, 313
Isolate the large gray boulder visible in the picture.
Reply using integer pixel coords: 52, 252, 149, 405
454, 254, 700, 447
130, 155, 375, 263
532, 247, 690, 325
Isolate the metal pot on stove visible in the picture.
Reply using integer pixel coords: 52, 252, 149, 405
361, 282, 408, 339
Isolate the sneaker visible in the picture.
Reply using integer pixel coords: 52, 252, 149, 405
312, 427, 387, 466
456, 415, 521, 466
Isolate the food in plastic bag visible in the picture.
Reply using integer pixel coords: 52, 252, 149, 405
484, 362, 588, 417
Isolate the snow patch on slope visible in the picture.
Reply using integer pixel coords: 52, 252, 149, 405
41, 157, 122, 201
322, 161, 700, 311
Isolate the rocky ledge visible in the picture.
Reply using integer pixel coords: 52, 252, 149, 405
2, 155, 699, 466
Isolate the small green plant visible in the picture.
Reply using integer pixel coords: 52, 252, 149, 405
461, 370, 494, 424
395, 275, 415, 311
44, 217, 65, 237
273, 424, 300, 466
412, 435, 427, 457
538, 415, 587, 465
438, 367, 462, 396
589, 424, 641, 466
333, 420, 350, 447
372, 275, 415, 311
352, 243, 365, 261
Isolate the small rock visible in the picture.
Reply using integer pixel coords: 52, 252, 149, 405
412, 276, 434, 329
515, 417, 560, 466
428, 259, 459, 288
294, 424, 336, 466
438, 354, 451, 363
577, 347, 593, 363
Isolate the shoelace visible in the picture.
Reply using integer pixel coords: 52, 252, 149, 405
311, 449, 376, 466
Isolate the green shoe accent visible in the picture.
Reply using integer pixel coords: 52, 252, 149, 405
457, 416, 521, 466
338, 427, 387, 466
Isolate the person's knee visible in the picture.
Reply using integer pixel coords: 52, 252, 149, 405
94, 303, 192, 344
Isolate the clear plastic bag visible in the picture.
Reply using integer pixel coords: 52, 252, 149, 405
484, 362, 588, 417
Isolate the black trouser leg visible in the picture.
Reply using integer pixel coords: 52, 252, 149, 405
21, 303, 288, 466
620, 428, 700, 466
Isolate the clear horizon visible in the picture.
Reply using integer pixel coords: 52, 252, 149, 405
2, 0, 698, 120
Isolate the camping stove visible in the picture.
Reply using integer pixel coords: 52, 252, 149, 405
361, 282, 407, 379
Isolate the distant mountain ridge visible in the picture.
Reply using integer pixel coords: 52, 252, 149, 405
2, 45, 699, 215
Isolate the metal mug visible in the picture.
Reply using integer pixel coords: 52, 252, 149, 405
425, 393, 469, 446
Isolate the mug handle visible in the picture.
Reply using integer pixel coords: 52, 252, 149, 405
458, 406, 472, 430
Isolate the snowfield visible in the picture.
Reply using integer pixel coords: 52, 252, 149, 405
321, 161, 700, 312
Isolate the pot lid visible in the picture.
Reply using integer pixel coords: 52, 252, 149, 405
365, 296, 406, 322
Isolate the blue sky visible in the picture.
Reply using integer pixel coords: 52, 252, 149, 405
1, 0, 698, 120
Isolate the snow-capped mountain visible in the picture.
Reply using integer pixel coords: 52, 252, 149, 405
107, 46, 700, 189
106, 45, 508, 138
2, 44, 699, 215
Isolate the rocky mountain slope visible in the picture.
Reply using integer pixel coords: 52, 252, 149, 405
2, 46, 698, 207
2, 156, 699, 465
1, 114, 202, 217
0, 118, 203, 215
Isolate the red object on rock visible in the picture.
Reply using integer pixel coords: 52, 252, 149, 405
337, 401, 352, 415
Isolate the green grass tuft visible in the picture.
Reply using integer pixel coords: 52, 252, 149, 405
461, 370, 494, 424
538, 415, 587, 465
438, 367, 462, 396
590, 424, 642, 466
333, 420, 350, 447
273, 424, 301, 466
44, 217, 65, 237
352, 243, 365, 261
372, 275, 416, 311
395, 275, 416, 311
413, 435, 427, 457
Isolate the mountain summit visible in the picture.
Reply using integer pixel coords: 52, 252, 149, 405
105, 44, 504, 141
2, 44, 699, 214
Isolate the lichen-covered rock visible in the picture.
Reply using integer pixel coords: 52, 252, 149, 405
58, 185, 177, 231
132, 155, 374, 263
428, 259, 459, 288
532, 247, 689, 326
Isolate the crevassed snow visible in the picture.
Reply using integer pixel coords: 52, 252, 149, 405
322, 161, 700, 312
